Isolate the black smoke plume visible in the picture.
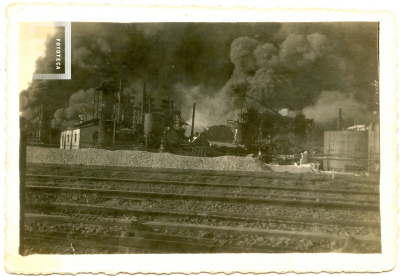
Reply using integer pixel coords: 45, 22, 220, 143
20, 22, 378, 135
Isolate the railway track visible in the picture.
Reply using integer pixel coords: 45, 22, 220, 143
22, 168, 381, 254
26, 182, 378, 204
26, 174, 379, 193
24, 210, 380, 254
26, 184, 380, 211
26, 163, 380, 184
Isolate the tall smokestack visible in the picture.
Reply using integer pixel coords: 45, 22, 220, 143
338, 108, 342, 131
191, 103, 196, 138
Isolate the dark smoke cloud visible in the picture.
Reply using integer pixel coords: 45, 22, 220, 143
273, 22, 379, 107
20, 22, 378, 135
222, 32, 350, 112
20, 23, 280, 126
217, 23, 378, 130
54, 88, 94, 127
230, 37, 259, 75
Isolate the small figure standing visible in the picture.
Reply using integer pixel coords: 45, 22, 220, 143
233, 129, 238, 143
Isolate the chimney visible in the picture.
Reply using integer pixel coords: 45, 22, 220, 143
338, 108, 342, 131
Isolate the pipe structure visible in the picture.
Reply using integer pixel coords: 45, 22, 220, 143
191, 103, 196, 138
338, 108, 342, 131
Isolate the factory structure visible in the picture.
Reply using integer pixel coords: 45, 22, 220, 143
26, 80, 380, 173
25, 104, 61, 146
60, 81, 188, 150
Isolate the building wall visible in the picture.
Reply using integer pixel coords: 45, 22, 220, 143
60, 130, 74, 149
60, 121, 115, 149
72, 129, 80, 149
79, 125, 100, 147
59, 129, 82, 149
323, 131, 368, 172
60, 132, 65, 148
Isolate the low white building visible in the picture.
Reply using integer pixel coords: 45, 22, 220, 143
60, 129, 80, 149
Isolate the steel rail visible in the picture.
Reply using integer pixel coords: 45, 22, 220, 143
25, 229, 297, 253
26, 185, 380, 211
23, 234, 164, 253
25, 214, 379, 252
26, 164, 380, 183
26, 163, 323, 180
26, 181, 379, 204
26, 174, 380, 195
27, 163, 380, 183
26, 202, 381, 228
25, 214, 297, 253
142, 221, 381, 242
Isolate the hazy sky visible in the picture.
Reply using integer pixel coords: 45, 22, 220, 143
19, 23, 57, 91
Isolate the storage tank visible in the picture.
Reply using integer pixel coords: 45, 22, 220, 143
323, 131, 368, 172
236, 123, 252, 147
144, 113, 155, 135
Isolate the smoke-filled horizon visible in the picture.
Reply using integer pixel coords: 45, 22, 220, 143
20, 22, 379, 134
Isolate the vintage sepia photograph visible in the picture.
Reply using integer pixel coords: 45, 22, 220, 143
5, 4, 398, 274
18, 21, 381, 255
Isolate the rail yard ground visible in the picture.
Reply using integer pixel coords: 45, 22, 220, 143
21, 147, 381, 254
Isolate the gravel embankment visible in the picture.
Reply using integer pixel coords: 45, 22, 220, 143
27, 146, 274, 172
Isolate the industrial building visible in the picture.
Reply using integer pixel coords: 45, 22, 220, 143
56, 84, 379, 173
25, 104, 60, 146
228, 108, 314, 154
60, 81, 188, 149
21, 80, 376, 173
